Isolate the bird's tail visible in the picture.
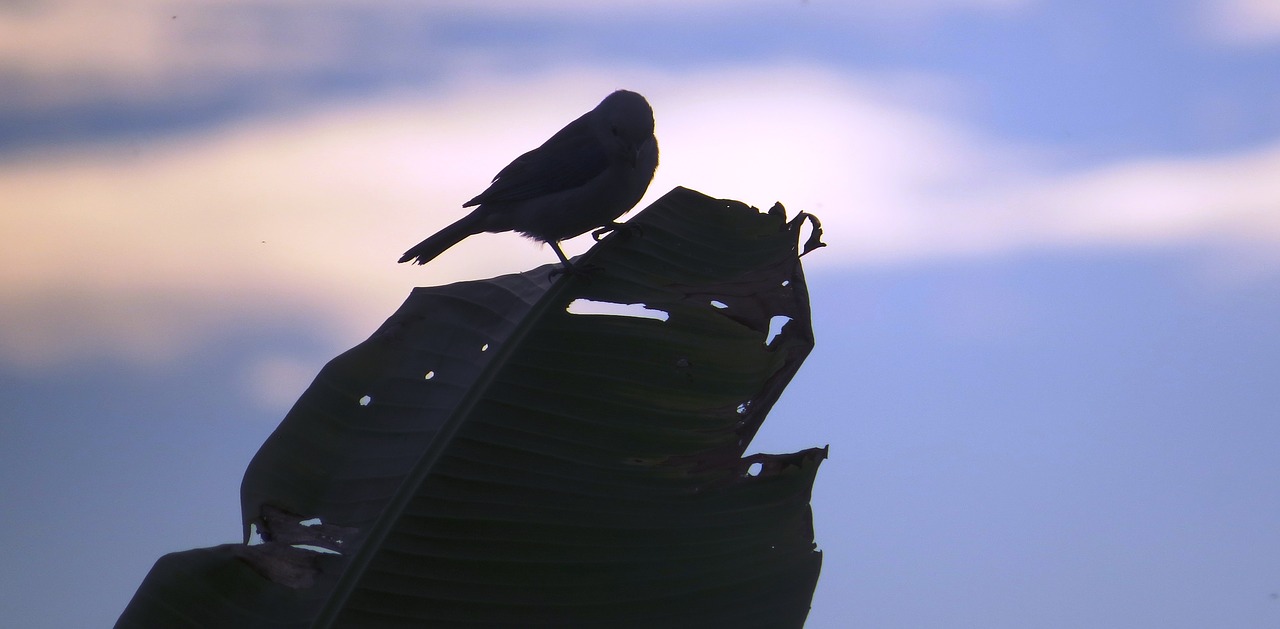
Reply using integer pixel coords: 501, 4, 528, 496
398, 210, 486, 265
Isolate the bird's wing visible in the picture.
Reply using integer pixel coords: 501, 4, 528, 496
463, 113, 610, 207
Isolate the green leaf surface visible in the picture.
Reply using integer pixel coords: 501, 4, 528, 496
116, 187, 826, 628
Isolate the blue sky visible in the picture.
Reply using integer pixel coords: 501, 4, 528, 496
2, 1, 1279, 627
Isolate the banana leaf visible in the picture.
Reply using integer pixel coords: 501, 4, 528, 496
116, 186, 828, 628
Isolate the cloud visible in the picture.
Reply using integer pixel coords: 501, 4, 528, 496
1006, 146, 1280, 249
653, 67, 1280, 265
0, 71, 666, 369
2, 65, 1277, 372
0, 1, 443, 110
1199, 0, 1280, 46
0, 0, 1032, 113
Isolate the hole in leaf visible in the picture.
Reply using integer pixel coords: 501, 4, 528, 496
747, 462, 763, 477
710, 300, 728, 309
292, 544, 342, 555
480, 343, 489, 352
736, 401, 751, 415
567, 299, 669, 321
247, 523, 264, 546
765, 315, 792, 345
299, 518, 322, 527
358, 395, 372, 406
424, 370, 435, 380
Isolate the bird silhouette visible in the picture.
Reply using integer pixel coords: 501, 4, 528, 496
399, 90, 658, 269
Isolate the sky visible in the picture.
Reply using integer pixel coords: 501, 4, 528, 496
1, 0, 1279, 627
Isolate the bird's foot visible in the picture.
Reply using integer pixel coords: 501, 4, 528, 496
548, 261, 602, 283
591, 221, 643, 242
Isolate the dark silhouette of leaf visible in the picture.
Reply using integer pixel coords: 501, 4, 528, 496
117, 187, 826, 628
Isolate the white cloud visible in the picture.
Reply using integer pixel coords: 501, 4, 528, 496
0, 72, 666, 368
1200, 0, 1280, 46
652, 67, 1280, 265
0, 0, 1033, 109
1008, 147, 1280, 248
2, 65, 1277, 370
0, 1, 438, 108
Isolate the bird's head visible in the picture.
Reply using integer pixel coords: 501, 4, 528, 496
595, 90, 655, 167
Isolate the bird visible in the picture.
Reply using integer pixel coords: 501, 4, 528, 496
399, 89, 659, 269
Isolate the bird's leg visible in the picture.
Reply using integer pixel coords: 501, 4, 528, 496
550, 241, 574, 267
591, 221, 643, 242
547, 241, 577, 280
547, 241, 601, 281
